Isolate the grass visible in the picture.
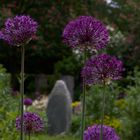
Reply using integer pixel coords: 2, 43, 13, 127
31, 134, 79, 140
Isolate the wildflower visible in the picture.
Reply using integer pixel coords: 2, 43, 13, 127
0, 15, 38, 46
24, 98, 33, 106
71, 101, 81, 108
62, 16, 109, 52
84, 124, 120, 140
81, 54, 124, 85
16, 112, 44, 134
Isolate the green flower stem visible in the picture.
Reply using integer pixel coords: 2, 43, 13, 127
28, 132, 30, 140
81, 52, 87, 140
20, 45, 25, 140
100, 82, 106, 140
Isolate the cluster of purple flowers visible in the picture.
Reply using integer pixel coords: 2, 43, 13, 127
24, 98, 33, 106
63, 16, 123, 140
63, 16, 124, 85
84, 124, 120, 140
81, 54, 124, 85
16, 112, 44, 134
62, 16, 109, 52
0, 15, 38, 46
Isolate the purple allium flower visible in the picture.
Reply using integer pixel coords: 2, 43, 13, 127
16, 112, 44, 133
24, 98, 33, 106
84, 124, 120, 140
0, 15, 38, 46
62, 16, 109, 52
81, 54, 124, 85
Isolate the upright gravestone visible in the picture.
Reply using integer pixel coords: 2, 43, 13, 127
35, 74, 47, 94
61, 75, 74, 100
46, 80, 72, 135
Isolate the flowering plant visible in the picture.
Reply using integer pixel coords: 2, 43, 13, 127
81, 54, 124, 85
63, 16, 109, 52
16, 112, 44, 136
84, 124, 120, 140
0, 15, 38, 140
0, 15, 38, 46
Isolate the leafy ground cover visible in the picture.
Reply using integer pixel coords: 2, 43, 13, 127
32, 135, 79, 140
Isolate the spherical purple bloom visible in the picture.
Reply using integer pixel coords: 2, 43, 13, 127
81, 54, 124, 85
16, 112, 44, 133
84, 124, 120, 140
0, 15, 38, 46
62, 16, 109, 52
24, 98, 33, 106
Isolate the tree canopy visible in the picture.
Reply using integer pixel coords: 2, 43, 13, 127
0, 0, 140, 74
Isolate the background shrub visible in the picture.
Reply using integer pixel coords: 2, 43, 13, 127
0, 64, 19, 140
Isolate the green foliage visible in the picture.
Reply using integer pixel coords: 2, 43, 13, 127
0, 64, 19, 140
70, 115, 81, 135
85, 84, 121, 119
107, 30, 127, 60
70, 83, 123, 135
32, 134, 79, 140
85, 115, 122, 134
0, 64, 11, 94
54, 55, 82, 76
70, 114, 122, 136
120, 68, 140, 140
0, 109, 19, 140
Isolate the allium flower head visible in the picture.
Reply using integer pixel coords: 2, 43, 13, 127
0, 15, 38, 46
81, 54, 124, 85
84, 124, 120, 140
24, 98, 33, 106
16, 112, 44, 133
62, 16, 109, 52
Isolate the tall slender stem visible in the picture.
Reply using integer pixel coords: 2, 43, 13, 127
81, 52, 86, 140
100, 82, 106, 140
20, 45, 25, 140
28, 132, 30, 140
